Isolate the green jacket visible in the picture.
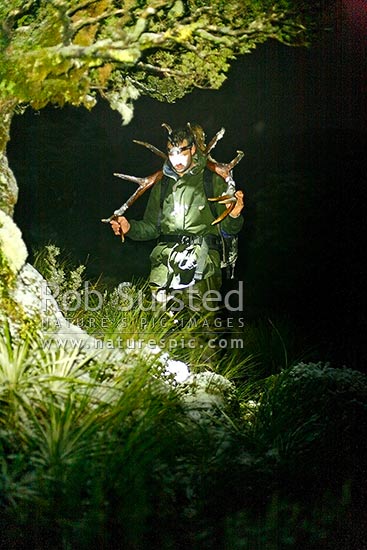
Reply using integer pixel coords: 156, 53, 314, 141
127, 150, 243, 289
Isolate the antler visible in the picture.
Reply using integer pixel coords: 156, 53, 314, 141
207, 150, 244, 225
205, 127, 225, 155
207, 150, 244, 181
161, 122, 173, 138
133, 140, 167, 160
208, 200, 237, 224
102, 124, 244, 231
132, 125, 231, 167
132, 122, 171, 159
101, 170, 163, 224
186, 125, 243, 225
188, 123, 225, 155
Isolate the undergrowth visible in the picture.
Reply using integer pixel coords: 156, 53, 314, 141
0, 245, 365, 549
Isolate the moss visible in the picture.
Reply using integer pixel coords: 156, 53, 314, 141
0, 210, 27, 275
0, 271, 42, 344
0, 104, 18, 216
0, 247, 17, 296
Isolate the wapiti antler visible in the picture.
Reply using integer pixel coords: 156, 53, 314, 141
187, 124, 243, 224
133, 123, 228, 164
132, 140, 166, 160
101, 170, 163, 223
189, 124, 243, 224
206, 149, 244, 224
188, 123, 225, 156
132, 124, 244, 225
102, 124, 244, 230
101, 170, 163, 241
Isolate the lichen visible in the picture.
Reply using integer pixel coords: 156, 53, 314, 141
0, 151, 18, 217
0, 209, 30, 340
0, 209, 28, 283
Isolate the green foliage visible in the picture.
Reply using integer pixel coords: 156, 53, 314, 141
0, 325, 241, 547
2, 246, 366, 547
0, 309, 366, 546
249, 362, 367, 480
214, 316, 310, 404
33, 244, 85, 302
0, 0, 329, 120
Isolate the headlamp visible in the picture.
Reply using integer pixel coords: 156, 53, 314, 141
167, 143, 193, 156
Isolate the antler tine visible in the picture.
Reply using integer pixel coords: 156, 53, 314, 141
133, 139, 167, 159
205, 127, 225, 155
227, 150, 244, 171
188, 122, 206, 152
102, 170, 163, 224
161, 122, 173, 137
211, 202, 236, 225
113, 172, 155, 187
208, 194, 237, 205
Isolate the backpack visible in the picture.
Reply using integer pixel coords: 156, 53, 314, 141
159, 168, 239, 279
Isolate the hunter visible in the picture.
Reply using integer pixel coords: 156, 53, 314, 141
110, 125, 244, 311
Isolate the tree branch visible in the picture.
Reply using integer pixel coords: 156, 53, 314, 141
50, 0, 74, 46
5, 0, 36, 21
2, 0, 36, 39
71, 9, 126, 37
66, 0, 100, 18
136, 61, 186, 77
33, 39, 142, 67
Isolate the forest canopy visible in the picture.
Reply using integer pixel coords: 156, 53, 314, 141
0, 0, 330, 126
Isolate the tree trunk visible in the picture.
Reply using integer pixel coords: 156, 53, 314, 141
0, 101, 18, 216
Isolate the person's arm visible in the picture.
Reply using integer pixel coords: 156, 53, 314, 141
110, 181, 162, 241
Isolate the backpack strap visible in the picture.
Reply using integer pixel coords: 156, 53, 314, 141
203, 167, 217, 220
158, 175, 169, 232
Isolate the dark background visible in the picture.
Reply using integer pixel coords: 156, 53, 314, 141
7, 2, 366, 369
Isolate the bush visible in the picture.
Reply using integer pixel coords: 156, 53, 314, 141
250, 362, 367, 485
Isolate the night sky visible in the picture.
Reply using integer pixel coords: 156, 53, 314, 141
8, 2, 366, 369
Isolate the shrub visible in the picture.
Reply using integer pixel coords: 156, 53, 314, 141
250, 362, 367, 484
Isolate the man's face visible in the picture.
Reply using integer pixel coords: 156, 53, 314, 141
167, 140, 196, 174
